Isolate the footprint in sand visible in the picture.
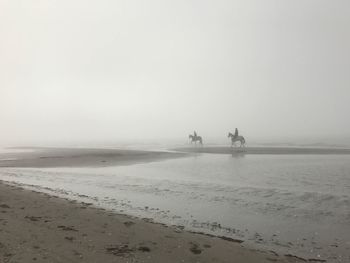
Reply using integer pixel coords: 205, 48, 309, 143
24, 216, 42, 222
57, 225, 78, 232
123, 221, 135, 227
106, 244, 151, 257
106, 244, 134, 257
189, 242, 202, 255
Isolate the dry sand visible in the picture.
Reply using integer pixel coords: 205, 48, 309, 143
0, 182, 308, 263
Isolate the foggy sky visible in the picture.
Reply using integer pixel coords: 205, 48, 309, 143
1, 1, 350, 145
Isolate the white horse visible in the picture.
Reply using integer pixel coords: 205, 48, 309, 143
189, 134, 203, 145
228, 132, 245, 147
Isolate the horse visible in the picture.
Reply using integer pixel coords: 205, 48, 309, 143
228, 132, 245, 147
189, 134, 203, 145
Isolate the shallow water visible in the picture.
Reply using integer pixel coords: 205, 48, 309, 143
1, 153, 349, 262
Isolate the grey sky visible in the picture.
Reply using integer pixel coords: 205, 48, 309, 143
1, 1, 349, 145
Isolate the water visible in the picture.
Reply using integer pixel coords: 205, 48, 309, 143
1, 153, 349, 262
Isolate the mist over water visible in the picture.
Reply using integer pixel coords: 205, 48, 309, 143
1, 1, 350, 146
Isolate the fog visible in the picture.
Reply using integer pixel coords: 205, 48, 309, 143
1, 1, 350, 146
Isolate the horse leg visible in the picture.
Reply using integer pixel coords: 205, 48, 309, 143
241, 140, 245, 147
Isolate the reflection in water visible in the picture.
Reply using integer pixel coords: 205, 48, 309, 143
229, 147, 246, 158
230, 151, 246, 158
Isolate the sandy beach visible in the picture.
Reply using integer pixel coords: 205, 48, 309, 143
2, 0, 349, 262
1, 147, 346, 262
0, 181, 307, 263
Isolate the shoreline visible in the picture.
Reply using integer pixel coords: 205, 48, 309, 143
173, 146, 350, 155
0, 181, 305, 263
0, 146, 347, 262
1, 146, 350, 168
0, 147, 186, 168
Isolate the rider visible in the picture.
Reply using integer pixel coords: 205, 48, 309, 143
234, 128, 238, 138
194, 131, 197, 138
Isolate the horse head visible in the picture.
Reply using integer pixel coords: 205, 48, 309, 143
228, 132, 232, 138
189, 134, 193, 139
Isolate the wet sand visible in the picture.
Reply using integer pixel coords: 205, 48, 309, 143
2, 146, 349, 169
0, 147, 339, 262
174, 146, 350, 155
0, 147, 185, 168
0, 182, 306, 263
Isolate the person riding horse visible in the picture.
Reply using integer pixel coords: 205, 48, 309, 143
189, 131, 203, 144
234, 128, 238, 138
228, 128, 245, 147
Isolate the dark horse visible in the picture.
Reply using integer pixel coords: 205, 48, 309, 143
189, 134, 203, 144
228, 132, 245, 147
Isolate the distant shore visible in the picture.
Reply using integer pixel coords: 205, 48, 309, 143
1, 146, 350, 168
0, 147, 185, 168
173, 146, 350, 155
